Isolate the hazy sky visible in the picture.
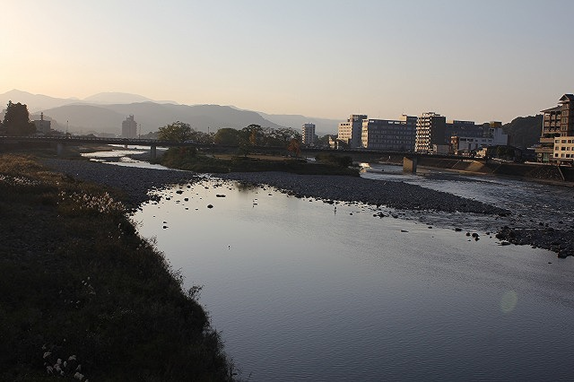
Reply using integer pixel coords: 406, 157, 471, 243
2, 0, 573, 123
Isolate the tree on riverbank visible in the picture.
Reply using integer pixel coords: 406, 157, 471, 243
157, 121, 193, 142
1, 101, 36, 135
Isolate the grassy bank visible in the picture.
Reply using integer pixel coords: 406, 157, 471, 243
0, 154, 236, 381
159, 147, 359, 176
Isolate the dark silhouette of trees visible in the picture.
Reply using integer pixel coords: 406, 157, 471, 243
2, 101, 35, 135
157, 121, 193, 142
213, 127, 242, 145
287, 138, 301, 157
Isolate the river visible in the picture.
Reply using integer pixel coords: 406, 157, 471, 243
87, 151, 574, 381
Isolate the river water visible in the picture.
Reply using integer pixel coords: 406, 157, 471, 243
87, 151, 574, 380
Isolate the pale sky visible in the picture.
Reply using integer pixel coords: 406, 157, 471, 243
2, 0, 573, 123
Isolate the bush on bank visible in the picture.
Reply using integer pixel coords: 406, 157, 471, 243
160, 147, 359, 176
0, 154, 237, 381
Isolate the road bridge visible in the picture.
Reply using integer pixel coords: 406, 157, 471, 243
0, 135, 200, 160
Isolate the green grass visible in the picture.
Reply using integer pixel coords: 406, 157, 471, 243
0, 154, 237, 381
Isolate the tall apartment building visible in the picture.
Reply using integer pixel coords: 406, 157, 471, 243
414, 112, 446, 153
536, 94, 574, 162
122, 115, 138, 138
337, 114, 367, 149
361, 115, 417, 151
302, 123, 316, 145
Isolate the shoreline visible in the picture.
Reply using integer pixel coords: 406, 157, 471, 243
0, 155, 236, 380
42, 158, 574, 258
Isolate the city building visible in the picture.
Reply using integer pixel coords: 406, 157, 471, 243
302, 123, 316, 145
361, 115, 417, 151
451, 123, 508, 155
446, 120, 480, 139
33, 112, 51, 134
337, 114, 367, 149
553, 137, 574, 163
122, 115, 138, 138
536, 94, 574, 162
414, 112, 446, 153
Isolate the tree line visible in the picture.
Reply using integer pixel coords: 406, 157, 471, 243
157, 121, 302, 147
0, 101, 36, 135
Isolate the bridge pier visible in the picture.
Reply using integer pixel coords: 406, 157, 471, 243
403, 156, 417, 173
150, 145, 157, 161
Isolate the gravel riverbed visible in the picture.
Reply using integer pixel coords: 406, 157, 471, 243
42, 158, 199, 208
42, 159, 574, 258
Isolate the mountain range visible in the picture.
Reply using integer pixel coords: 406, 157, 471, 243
0, 89, 340, 136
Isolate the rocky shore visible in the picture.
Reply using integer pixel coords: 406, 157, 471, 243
217, 171, 510, 215
42, 159, 573, 258
42, 158, 199, 208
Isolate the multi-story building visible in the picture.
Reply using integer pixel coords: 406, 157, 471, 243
414, 112, 446, 153
446, 120, 481, 139
536, 94, 574, 162
33, 112, 51, 134
553, 137, 574, 163
302, 123, 316, 146
361, 115, 417, 151
337, 114, 367, 149
122, 115, 138, 138
451, 122, 508, 154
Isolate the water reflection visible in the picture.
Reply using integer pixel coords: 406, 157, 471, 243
133, 178, 574, 382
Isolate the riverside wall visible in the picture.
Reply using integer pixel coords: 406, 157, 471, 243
415, 157, 574, 184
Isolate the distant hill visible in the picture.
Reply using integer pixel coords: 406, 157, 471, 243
259, 112, 340, 135
0, 89, 79, 112
502, 115, 542, 149
1, 89, 287, 135
41, 102, 282, 135
40, 104, 127, 135
83, 92, 155, 104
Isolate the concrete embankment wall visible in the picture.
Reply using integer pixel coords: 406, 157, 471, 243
417, 157, 574, 183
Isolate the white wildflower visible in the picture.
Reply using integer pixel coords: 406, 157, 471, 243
74, 371, 85, 380
43, 351, 51, 359
46, 365, 54, 374
68, 355, 77, 361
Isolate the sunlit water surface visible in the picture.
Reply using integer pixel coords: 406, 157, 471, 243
131, 171, 574, 381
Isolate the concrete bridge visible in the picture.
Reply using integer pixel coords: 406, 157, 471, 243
0, 135, 200, 160
1, 135, 486, 173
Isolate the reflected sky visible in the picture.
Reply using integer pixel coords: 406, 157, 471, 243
133, 178, 574, 381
